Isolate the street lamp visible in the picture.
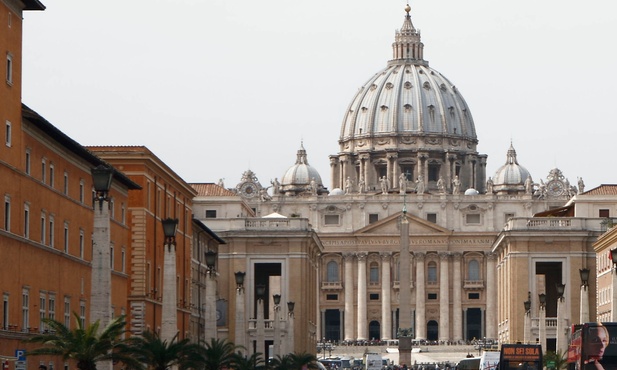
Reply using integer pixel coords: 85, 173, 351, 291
90, 165, 113, 334
234, 272, 246, 354
161, 218, 179, 343
580, 268, 590, 324
523, 293, 531, 344
273, 294, 281, 357
556, 283, 566, 353
287, 301, 295, 354
204, 250, 217, 341
539, 293, 546, 350
256, 284, 266, 356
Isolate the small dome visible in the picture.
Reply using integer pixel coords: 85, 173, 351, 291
281, 143, 325, 195
329, 188, 345, 196
464, 188, 479, 196
493, 143, 531, 194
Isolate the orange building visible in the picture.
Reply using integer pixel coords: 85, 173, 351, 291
88, 146, 203, 339
1, 1, 140, 368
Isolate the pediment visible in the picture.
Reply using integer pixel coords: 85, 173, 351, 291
355, 211, 450, 235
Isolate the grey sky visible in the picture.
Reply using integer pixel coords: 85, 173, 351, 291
22, 1, 617, 191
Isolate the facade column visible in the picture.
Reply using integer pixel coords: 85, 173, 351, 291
381, 252, 392, 340
330, 157, 339, 190
414, 252, 426, 340
439, 252, 450, 341
161, 239, 178, 342
204, 272, 217, 341
388, 153, 399, 189
452, 253, 463, 342
234, 282, 246, 354
357, 252, 368, 341
361, 154, 370, 192
344, 253, 355, 341
485, 252, 498, 339
91, 196, 112, 328
418, 153, 428, 188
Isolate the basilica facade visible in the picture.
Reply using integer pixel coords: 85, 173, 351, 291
193, 5, 594, 350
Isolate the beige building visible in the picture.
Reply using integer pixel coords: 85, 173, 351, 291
192, 5, 604, 354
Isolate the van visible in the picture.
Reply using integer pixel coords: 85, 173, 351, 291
479, 351, 500, 370
457, 358, 480, 370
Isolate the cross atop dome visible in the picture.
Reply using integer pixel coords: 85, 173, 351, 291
391, 3, 425, 64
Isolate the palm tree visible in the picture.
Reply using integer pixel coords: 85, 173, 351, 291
289, 352, 319, 370
200, 338, 240, 370
25, 314, 142, 370
268, 354, 295, 370
544, 350, 568, 370
230, 352, 266, 370
123, 330, 203, 370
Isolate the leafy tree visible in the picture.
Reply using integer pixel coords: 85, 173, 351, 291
269, 353, 318, 370
200, 338, 241, 370
123, 330, 203, 370
25, 314, 142, 370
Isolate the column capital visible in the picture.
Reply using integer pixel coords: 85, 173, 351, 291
451, 252, 463, 260
380, 252, 392, 261
343, 252, 355, 261
485, 252, 498, 261
413, 252, 425, 261
439, 252, 450, 261
356, 252, 368, 261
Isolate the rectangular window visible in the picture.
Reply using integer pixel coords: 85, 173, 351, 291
23, 204, 29, 238
369, 293, 380, 300
427, 293, 438, 300
49, 165, 54, 188
4, 196, 10, 231
63, 172, 68, 195
63, 223, 69, 253
39, 293, 46, 332
79, 180, 85, 203
79, 301, 86, 328
368, 213, 379, 224
110, 245, 114, 269
324, 214, 340, 225
79, 230, 84, 259
427, 213, 437, 223
428, 164, 440, 182
3, 294, 9, 330
63, 297, 70, 328
49, 216, 54, 247
205, 210, 217, 218
121, 203, 126, 224
22, 288, 29, 331
121, 248, 126, 273
400, 165, 414, 181
25, 150, 31, 175
110, 199, 115, 219
48, 294, 55, 321
468, 293, 480, 300
6, 53, 13, 85
40, 213, 46, 244
41, 159, 46, 183
600, 209, 610, 218
466, 214, 481, 224
326, 294, 339, 301
5, 120, 11, 147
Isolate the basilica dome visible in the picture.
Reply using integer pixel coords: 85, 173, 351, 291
280, 143, 325, 196
330, 5, 485, 194
339, 5, 476, 149
492, 143, 531, 194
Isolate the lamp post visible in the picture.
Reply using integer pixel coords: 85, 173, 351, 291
90, 165, 113, 328
524, 293, 531, 344
235, 272, 247, 355
161, 218, 179, 343
90, 165, 113, 370
256, 284, 266, 357
273, 294, 281, 357
539, 293, 546, 350
287, 301, 295, 354
611, 249, 617, 321
580, 268, 590, 323
556, 283, 566, 354
204, 250, 217, 341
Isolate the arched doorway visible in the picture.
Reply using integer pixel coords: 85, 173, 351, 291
427, 320, 438, 341
369, 320, 381, 340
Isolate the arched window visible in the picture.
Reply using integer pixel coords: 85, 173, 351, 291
370, 262, 379, 283
427, 261, 437, 282
468, 260, 480, 280
327, 261, 339, 282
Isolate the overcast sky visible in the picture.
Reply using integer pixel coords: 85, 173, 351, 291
22, 1, 617, 192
